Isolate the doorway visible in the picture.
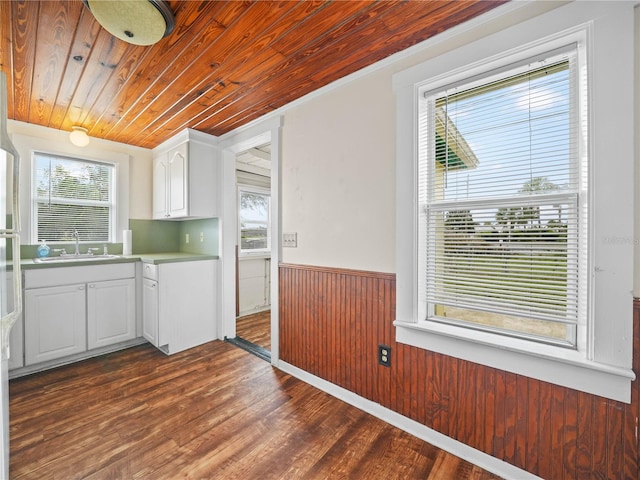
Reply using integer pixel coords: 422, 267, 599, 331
232, 144, 272, 360
218, 117, 281, 365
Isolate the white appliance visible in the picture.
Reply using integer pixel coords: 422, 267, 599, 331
0, 71, 22, 478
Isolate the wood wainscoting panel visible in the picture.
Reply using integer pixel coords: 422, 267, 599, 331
279, 263, 640, 480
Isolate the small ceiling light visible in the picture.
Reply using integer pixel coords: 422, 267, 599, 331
69, 126, 90, 147
83, 0, 175, 46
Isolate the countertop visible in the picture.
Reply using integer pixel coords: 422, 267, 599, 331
19, 252, 218, 270
132, 252, 218, 265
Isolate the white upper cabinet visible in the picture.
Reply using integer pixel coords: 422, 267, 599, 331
152, 129, 220, 220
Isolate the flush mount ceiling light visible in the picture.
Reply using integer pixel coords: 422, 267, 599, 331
83, 0, 175, 46
69, 126, 90, 147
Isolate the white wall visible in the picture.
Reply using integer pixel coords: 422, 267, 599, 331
7, 121, 153, 240
282, 71, 395, 273
280, 1, 567, 274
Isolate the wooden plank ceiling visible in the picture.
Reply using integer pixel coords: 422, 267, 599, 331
0, 0, 505, 149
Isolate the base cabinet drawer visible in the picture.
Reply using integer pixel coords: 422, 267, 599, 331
24, 284, 87, 365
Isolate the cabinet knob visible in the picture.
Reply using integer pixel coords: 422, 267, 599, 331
89, 284, 95, 288
79, 286, 85, 290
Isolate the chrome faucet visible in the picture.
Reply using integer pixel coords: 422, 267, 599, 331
73, 229, 80, 255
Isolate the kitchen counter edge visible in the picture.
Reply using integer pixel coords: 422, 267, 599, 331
18, 252, 219, 269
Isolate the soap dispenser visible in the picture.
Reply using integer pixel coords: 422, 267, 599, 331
36, 240, 50, 258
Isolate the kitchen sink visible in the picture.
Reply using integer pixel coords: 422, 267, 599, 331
33, 254, 122, 263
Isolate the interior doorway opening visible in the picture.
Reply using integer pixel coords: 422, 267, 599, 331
232, 143, 272, 360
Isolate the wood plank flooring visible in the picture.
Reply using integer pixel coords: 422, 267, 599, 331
9, 341, 502, 479
236, 310, 271, 351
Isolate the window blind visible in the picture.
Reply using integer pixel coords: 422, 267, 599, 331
33, 153, 115, 243
419, 50, 582, 345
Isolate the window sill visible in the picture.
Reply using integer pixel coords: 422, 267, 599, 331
239, 252, 271, 260
394, 320, 635, 403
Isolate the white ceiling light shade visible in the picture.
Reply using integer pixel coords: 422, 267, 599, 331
83, 0, 175, 46
69, 126, 90, 147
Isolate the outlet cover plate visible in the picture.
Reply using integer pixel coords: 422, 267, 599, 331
378, 344, 391, 367
283, 232, 297, 248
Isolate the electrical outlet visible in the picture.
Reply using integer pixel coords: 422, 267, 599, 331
200, 232, 204, 242
185, 233, 190, 244
378, 344, 391, 367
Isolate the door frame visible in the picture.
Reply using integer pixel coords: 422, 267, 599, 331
218, 116, 282, 365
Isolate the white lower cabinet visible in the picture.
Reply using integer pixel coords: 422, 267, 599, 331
87, 278, 136, 350
24, 284, 86, 365
142, 260, 216, 355
8, 312, 23, 370
238, 257, 271, 316
6, 272, 24, 370
23, 263, 136, 367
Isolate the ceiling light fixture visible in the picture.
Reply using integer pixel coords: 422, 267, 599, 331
69, 126, 90, 147
83, 0, 175, 46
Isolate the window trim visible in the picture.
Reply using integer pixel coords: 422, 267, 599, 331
31, 152, 117, 244
420, 49, 583, 349
11, 131, 130, 248
393, 3, 635, 403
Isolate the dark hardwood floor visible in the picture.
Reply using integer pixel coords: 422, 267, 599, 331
9, 341, 502, 479
236, 310, 270, 351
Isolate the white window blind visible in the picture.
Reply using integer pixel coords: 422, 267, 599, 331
33, 153, 115, 243
419, 49, 584, 346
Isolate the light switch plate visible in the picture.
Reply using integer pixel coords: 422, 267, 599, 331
283, 232, 297, 248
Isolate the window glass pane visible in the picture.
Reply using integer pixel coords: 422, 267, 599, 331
33, 153, 114, 243
239, 191, 270, 252
434, 61, 574, 201
435, 306, 571, 342
422, 53, 580, 347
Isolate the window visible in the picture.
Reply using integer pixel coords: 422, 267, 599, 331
32, 153, 115, 243
419, 49, 584, 348
393, 1, 636, 403
238, 187, 271, 255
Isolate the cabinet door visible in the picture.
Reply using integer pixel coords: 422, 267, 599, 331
167, 142, 188, 218
142, 278, 159, 347
24, 284, 86, 365
152, 156, 168, 219
87, 278, 136, 350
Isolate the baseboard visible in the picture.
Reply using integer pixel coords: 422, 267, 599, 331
277, 360, 542, 480
238, 305, 271, 317
9, 338, 148, 379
